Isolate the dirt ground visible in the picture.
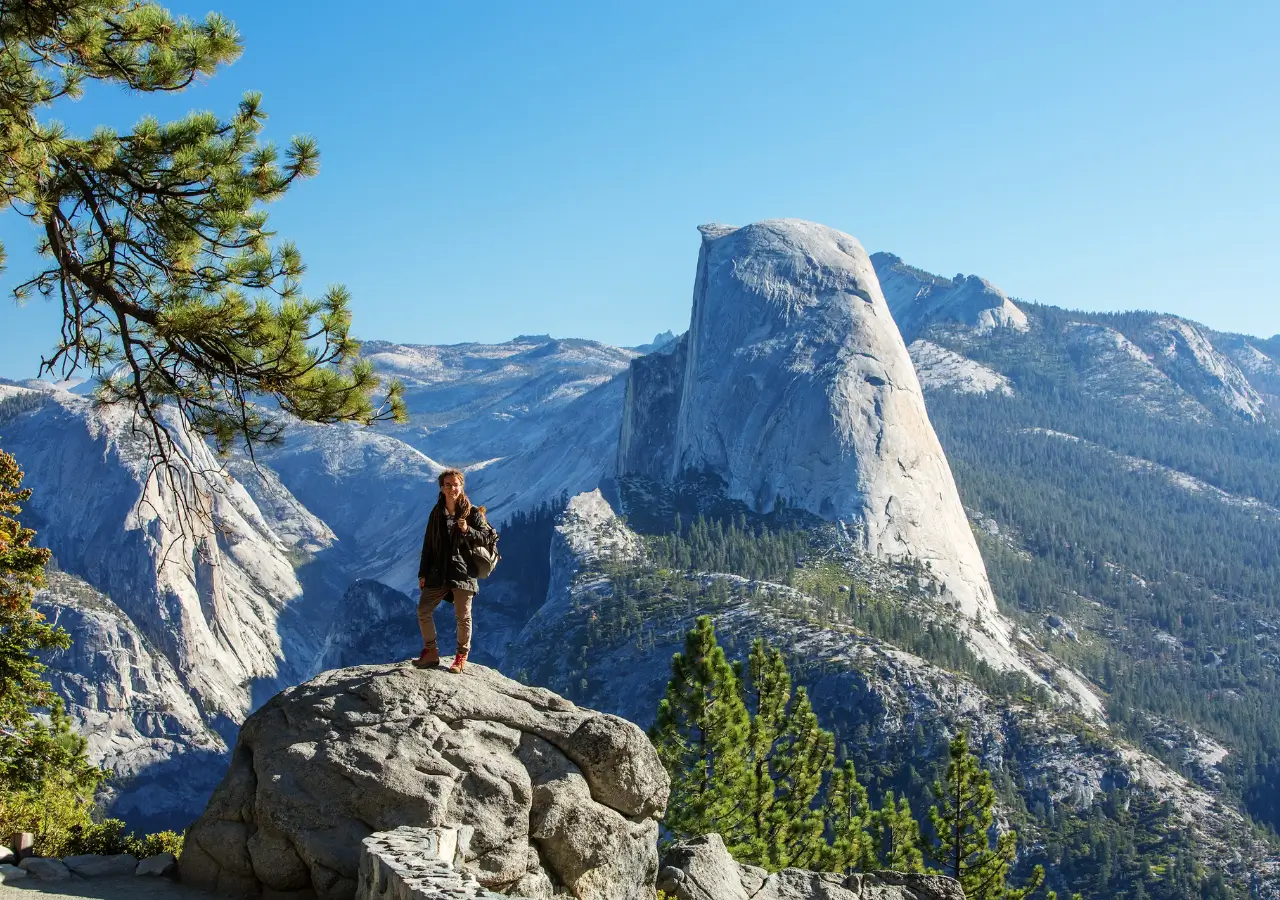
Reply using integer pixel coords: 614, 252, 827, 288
0, 874, 209, 900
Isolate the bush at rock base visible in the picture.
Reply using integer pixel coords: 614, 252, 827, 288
60, 820, 185, 858
0, 787, 185, 859
0, 781, 94, 857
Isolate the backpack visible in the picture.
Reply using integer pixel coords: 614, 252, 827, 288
469, 507, 500, 579
471, 542, 500, 579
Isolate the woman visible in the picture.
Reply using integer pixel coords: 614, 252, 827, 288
415, 468, 498, 673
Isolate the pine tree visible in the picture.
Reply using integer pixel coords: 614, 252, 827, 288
1, 1, 405, 464
0, 450, 101, 839
872, 791, 925, 873
769, 685, 834, 869
648, 616, 750, 842
927, 732, 1046, 900
0, 451, 61, 735
734, 638, 787, 864
820, 759, 876, 872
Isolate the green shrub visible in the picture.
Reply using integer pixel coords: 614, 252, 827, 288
0, 781, 96, 858
61, 819, 185, 858
64, 818, 133, 855
136, 829, 185, 858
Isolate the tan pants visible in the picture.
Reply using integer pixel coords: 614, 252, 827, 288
418, 586, 475, 655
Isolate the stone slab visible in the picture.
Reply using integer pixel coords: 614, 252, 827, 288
137, 852, 178, 876
63, 853, 139, 877
18, 857, 71, 880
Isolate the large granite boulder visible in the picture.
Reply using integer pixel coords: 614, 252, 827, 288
657, 834, 965, 900
180, 663, 668, 900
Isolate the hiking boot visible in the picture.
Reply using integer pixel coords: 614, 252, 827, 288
413, 647, 440, 668
448, 652, 468, 674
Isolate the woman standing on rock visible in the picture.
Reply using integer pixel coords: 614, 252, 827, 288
415, 468, 498, 673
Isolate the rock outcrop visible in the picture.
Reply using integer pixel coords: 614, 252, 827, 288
870, 252, 1028, 341
180, 663, 668, 900
907, 340, 1013, 397
35, 571, 226, 826
0, 387, 324, 720
1215, 333, 1280, 409
617, 219, 1018, 668
1135, 317, 1266, 421
657, 834, 964, 900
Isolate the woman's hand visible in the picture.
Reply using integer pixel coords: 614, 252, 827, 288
419, 577, 426, 590
457, 518, 469, 534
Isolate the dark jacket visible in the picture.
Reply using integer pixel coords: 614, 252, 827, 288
418, 502, 498, 593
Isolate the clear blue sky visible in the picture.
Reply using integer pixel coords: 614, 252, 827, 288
2, 1, 1278, 380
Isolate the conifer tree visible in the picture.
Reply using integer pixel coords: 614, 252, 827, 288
928, 732, 1046, 900
735, 638, 787, 863
0, 451, 60, 732
769, 684, 834, 869
1, 1, 405, 467
872, 791, 925, 873
0, 450, 100, 819
820, 759, 876, 872
649, 616, 750, 842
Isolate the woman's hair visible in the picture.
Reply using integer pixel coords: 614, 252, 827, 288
437, 468, 472, 519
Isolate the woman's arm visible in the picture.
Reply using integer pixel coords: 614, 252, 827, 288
418, 515, 433, 584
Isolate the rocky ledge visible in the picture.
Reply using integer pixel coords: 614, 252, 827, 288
0, 851, 176, 882
658, 835, 964, 900
179, 662, 669, 900
357, 826, 515, 900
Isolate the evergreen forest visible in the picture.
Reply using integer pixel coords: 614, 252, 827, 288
920, 310, 1280, 838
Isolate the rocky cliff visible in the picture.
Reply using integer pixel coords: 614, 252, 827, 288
871, 252, 1028, 342
0, 386, 327, 740
34, 570, 226, 827
1215, 332, 1280, 408
1135, 316, 1266, 420
618, 220, 1021, 671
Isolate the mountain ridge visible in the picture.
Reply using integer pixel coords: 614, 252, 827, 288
5, 221, 1280, 899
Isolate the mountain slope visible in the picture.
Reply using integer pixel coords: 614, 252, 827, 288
872, 251, 1028, 341
0, 384, 341, 825
502, 491, 1280, 900
35, 571, 227, 829
362, 336, 637, 466
882, 262, 1280, 846
618, 220, 1056, 683
7, 220, 1280, 898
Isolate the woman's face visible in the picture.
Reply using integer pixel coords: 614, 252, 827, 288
441, 475, 464, 505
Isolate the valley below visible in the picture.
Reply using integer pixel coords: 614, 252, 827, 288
5, 219, 1280, 899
